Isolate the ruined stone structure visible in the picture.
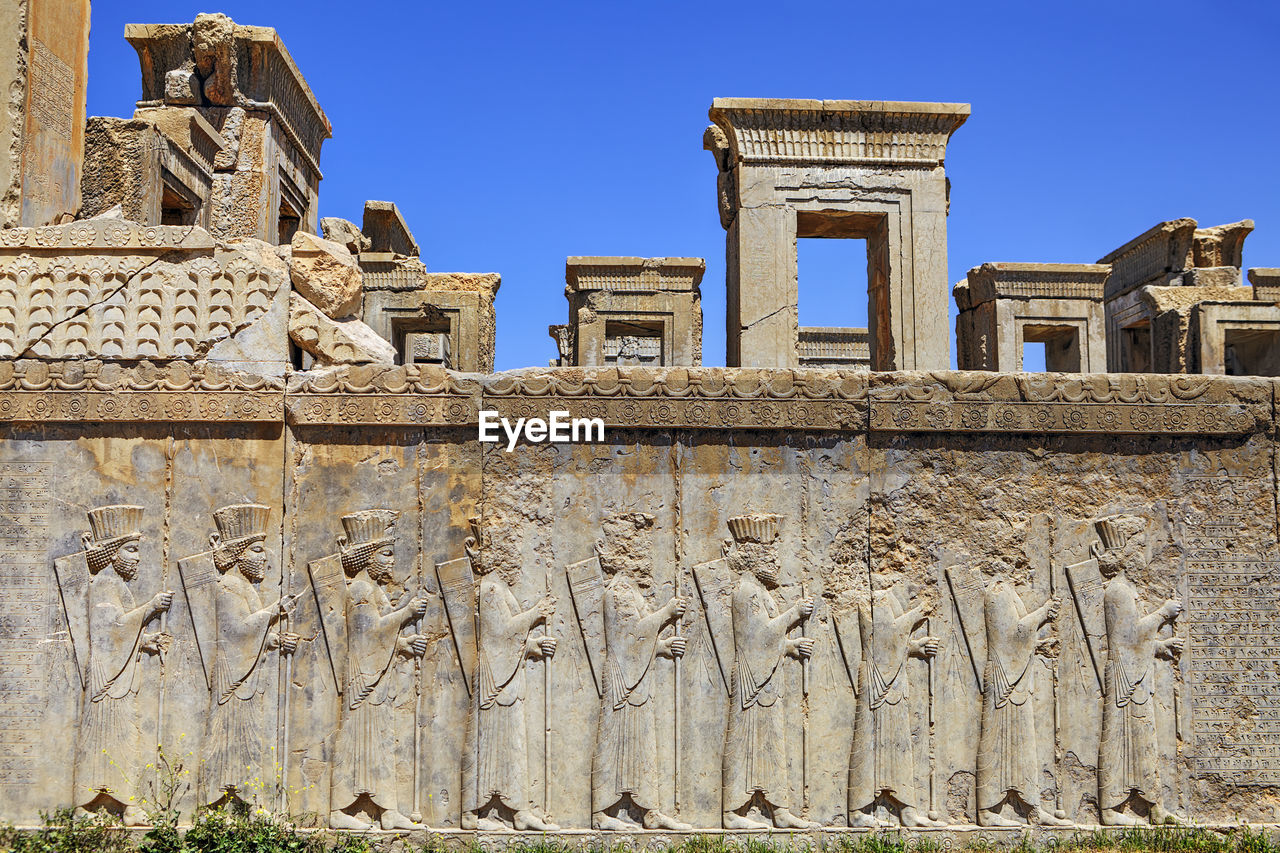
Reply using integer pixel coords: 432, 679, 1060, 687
0, 0, 91, 228
552, 257, 704, 367
4, 8, 1280, 845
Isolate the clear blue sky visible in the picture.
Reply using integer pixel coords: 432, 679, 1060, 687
85, 1, 1280, 371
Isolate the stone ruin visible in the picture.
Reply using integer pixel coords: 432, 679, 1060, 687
3, 2, 1280, 842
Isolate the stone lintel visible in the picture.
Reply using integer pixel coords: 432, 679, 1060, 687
131, 106, 225, 174
961, 262, 1110, 308
362, 199, 419, 257
565, 256, 705, 293
1099, 218, 1199, 301
709, 98, 970, 166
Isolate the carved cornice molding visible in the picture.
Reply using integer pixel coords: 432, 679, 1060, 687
709, 98, 970, 168
0, 362, 1269, 435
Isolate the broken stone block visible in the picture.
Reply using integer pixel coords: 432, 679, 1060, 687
289, 293, 394, 365
289, 230, 363, 319
362, 200, 418, 256
320, 217, 370, 255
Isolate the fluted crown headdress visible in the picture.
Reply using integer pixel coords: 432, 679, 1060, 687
1094, 514, 1146, 552
211, 504, 270, 571
339, 509, 399, 572
84, 505, 143, 572
214, 504, 270, 546
727, 513, 780, 545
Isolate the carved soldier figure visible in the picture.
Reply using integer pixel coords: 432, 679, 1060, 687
326, 510, 428, 831
66, 505, 171, 826
461, 531, 559, 831
1093, 514, 1183, 826
975, 560, 1071, 827
848, 575, 943, 828
194, 504, 297, 807
588, 512, 690, 831
721, 513, 816, 830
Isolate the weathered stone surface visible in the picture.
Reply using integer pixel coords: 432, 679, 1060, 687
289, 293, 395, 365
290, 230, 363, 319
125, 16, 332, 244
0, 0, 91, 227
362, 199, 418, 257
707, 98, 968, 369
361, 271, 499, 371
320, 216, 370, 255
956, 263, 1110, 372
558, 257, 704, 367
0, 220, 289, 366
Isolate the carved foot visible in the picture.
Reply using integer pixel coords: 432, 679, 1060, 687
849, 811, 885, 828
644, 810, 692, 831
1101, 808, 1143, 827
73, 807, 91, 820
901, 806, 946, 828
594, 812, 633, 831
330, 809, 375, 831
1032, 809, 1074, 827
723, 810, 771, 830
514, 809, 559, 831
122, 805, 149, 827
772, 807, 820, 829
978, 808, 1022, 828
380, 809, 423, 831
1150, 805, 1184, 826
478, 817, 513, 832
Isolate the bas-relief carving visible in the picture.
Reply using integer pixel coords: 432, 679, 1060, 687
567, 512, 689, 831
180, 503, 295, 808
948, 561, 1068, 828
310, 510, 426, 831
57, 505, 171, 827
848, 575, 941, 828
1074, 515, 1184, 826
37, 479, 1274, 830
717, 514, 817, 830
459, 519, 559, 832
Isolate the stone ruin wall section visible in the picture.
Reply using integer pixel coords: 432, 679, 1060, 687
3, 362, 1280, 827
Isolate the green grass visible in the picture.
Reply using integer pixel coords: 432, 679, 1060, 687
0, 818, 1276, 853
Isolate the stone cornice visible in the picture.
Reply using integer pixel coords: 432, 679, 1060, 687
565, 257, 706, 294
0, 362, 1267, 436
709, 98, 970, 167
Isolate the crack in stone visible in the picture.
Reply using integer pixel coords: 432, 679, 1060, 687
742, 303, 796, 332
15, 224, 202, 358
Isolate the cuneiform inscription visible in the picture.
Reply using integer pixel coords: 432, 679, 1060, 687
1188, 560, 1280, 783
29, 40, 75, 142
0, 463, 50, 787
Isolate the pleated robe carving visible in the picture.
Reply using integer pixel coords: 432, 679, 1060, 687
592, 575, 661, 813
722, 574, 791, 811
463, 575, 534, 813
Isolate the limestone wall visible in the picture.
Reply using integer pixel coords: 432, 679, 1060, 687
0, 363, 1276, 830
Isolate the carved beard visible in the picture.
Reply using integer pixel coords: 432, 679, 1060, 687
497, 566, 521, 588
753, 564, 780, 588
239, 553, 268, 583
114, 552, 140, 581
368, 554, 395, 585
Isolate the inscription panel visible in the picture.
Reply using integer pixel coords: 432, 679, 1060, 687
1188, 560, 1280, 784
0, 463, 50, 786
29, 40, 74, 143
